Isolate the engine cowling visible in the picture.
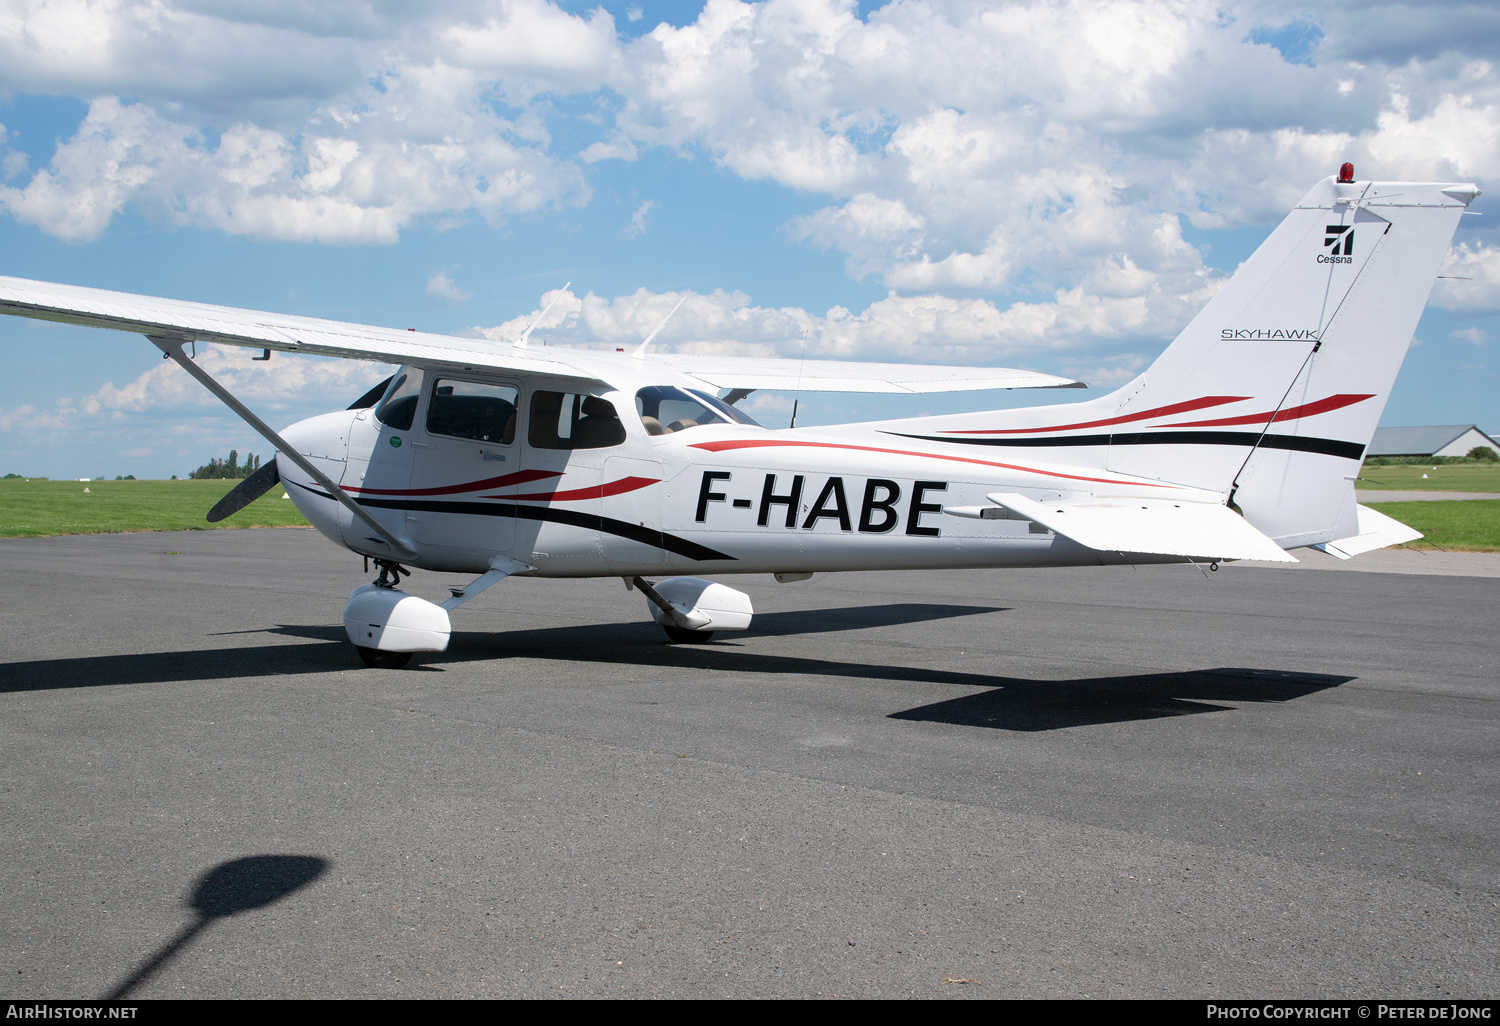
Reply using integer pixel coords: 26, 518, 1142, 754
644, 577, 754, 632
343, 584, 451, 652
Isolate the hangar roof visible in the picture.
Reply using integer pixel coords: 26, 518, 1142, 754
1369, 425, 1498, 456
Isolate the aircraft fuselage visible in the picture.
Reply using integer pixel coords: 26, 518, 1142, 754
278, 359, 1207, 580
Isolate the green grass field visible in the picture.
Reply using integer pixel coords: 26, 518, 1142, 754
1365, 499, 1500, 552
2, 477, 1496, 552
1356, 462, 1500, 492
0, 478, 310, 539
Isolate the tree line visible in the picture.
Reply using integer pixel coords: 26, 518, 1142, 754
189, 450, 263, 479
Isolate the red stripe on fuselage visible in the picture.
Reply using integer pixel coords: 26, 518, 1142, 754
688, 438, 1177, 488
1155, 393, 1375, 428
494, 476, 661, 502
344, 468, 561, 496
937, 395, 1251, 435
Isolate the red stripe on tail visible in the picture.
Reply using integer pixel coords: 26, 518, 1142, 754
938, 395, 1251, 435
1157, 393, 1375, 428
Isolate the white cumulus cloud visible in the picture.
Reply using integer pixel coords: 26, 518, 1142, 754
426, 271, 473, 303
625, 199, 655, 237
474, 281, 1216, 369
1433, 241, 1500, 314
0, 0, 1497, 338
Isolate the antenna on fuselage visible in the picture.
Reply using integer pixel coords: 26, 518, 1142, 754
631, 295, 688, 361
515, 282, 571, 349
790, 327, 809, 429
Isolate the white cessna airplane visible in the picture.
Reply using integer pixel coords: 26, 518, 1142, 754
0, 167, 1478, 667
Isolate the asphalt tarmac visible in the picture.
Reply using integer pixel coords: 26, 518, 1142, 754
1, 527, 1496, 999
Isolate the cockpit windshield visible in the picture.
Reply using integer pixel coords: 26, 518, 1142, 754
375, 366, 425, 431
635, 386, 760, 436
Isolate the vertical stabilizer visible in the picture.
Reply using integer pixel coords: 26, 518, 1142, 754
1099, 175, 1474, 546
870, 171, 1473, 552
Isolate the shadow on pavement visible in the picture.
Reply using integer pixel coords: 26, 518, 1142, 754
746, 602, 1004, 636
1, 606, 1352, 731
105, 855, 328, 999
890, 667, 1353, 731
1, 603, 1002, 692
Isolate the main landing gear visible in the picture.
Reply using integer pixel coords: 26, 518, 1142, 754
662, 625, 716, 645
357, 646, 411, 669
629, 576, 754, 645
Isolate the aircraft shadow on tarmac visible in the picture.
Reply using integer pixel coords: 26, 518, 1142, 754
105, 854, 327, 1000
2, 602, 998, 691
889, 667, 1353, 731
4, 603, 1351, 730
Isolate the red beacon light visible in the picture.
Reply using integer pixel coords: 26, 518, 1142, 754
1338, 162, 1355, 183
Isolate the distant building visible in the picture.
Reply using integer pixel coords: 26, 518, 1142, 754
1368, 425, 1500, 458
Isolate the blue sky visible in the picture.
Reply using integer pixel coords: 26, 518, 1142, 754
1, 0, 1497, 478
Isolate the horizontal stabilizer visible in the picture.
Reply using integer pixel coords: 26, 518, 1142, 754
1313, 504, 1422, 559
648, 354, 1082, 394
986, 492, 1297, 563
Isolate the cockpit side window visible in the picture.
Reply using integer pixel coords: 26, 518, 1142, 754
375, 366, 425, 431
635, 386, 761, 435
528, 391, 626, 450
427, 379, 518, 444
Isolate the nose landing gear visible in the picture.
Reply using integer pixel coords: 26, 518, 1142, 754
344, 558, 449, 669
357, 560, 416, 664
372, 559, 410, 589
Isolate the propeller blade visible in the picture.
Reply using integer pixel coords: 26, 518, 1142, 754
207, 460, 282, 523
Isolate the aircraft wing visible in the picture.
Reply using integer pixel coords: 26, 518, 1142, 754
0, 275, 589, 380
649, 354, 1082, 393
0, 274, 1082, 394
987, 492, 1297, 563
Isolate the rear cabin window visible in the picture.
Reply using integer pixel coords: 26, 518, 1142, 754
528, 391, 626, 450
635, 386, 761, 435
427, 380, 518, 444
374, 367, 425, 431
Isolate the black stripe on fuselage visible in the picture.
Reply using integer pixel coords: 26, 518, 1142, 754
885, 430, 1365, 461
290, 483, 736, 562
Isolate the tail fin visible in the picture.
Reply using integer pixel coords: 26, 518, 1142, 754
1103, 174, 1477, 547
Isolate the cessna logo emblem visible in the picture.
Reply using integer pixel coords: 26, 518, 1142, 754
1319, 225, 1353, 264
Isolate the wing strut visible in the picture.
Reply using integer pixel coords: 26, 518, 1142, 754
149, 336, 419, 561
